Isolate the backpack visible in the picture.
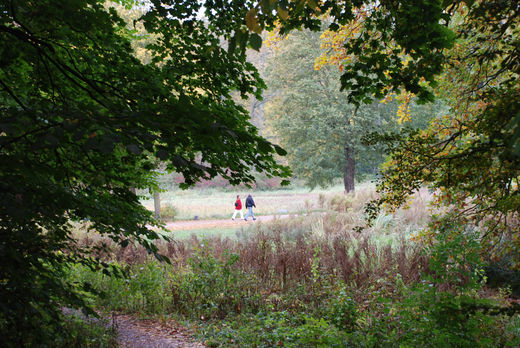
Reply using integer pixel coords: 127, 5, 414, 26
235, 201, 238, 208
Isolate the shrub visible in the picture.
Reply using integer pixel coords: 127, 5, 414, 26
326, 287, 359, 332
373, 284, 520, 348
328, 195, 353, 212
161, 203, 178, 221
54, 313, 118, 348
67, 261, 172, 315
198, 311, 349, 348
170, 248, 260, 319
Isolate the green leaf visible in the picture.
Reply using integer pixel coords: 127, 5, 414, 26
236, 29, 249, 52
228, 35, 237, 54
274, 144, 287, 156
249, 33, 263, 51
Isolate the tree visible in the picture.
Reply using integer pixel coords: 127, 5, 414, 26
264, 29, 403, 192
365, 0, 520, 264
270, 0, 520, 265
234, 0, 455, 194
0, 0, 290, 344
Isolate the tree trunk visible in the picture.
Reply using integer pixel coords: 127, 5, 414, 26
153, 191, 161, 219
250, 97, 265, 136
343, 144, 355, 193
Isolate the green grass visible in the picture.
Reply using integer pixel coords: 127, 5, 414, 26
167, 226, 244, 240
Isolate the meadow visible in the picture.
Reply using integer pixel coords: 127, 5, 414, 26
140, 181, 348, 221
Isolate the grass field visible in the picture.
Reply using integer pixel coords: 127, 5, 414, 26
142, 180, 433, 248
167, 226, 242, 240
140, 183, 359, 220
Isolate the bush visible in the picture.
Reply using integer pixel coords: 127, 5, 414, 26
161, 203, 178, 221
55, 313, 118, 348
161, 173, 292, 191
198, 311, 350, 348
368, 284, 520, 348
327, 195, 353, 212
325, 287, 359, 332
170, 248, 260, 319
67, 261, 172, 315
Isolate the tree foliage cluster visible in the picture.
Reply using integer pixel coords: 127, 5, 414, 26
361, 1, 520, 264
262, 27, 446, 192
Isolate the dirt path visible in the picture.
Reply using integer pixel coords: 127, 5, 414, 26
113, 313, 204, 348
63, 309, 204, 347
164, 213, 294, 231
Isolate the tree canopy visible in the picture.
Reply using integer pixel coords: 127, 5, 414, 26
361, 1, 520, 264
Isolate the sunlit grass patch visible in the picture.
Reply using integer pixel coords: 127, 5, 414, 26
168, 227, 242, 240
140, 184, 347, 220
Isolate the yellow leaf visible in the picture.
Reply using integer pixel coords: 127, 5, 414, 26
277, 6, 289, 20
245, 8, 263, 34
307, 0, 319, 10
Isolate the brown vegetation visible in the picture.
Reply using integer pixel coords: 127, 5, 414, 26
73, 211, 430, 305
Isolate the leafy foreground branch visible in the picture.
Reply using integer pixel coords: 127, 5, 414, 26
0, 0, 293, 345
68, 215, 520, 347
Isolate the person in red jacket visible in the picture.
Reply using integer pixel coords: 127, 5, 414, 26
231, 195, 244, 220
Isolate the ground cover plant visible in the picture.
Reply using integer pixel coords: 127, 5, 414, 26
57, 312, 119, 348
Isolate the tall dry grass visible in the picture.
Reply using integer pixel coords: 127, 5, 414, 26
323, 185, 433, 237
73, 217, 430, 304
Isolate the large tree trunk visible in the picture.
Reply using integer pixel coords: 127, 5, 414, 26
343, 144, 355, 193
153, 191, 161, 219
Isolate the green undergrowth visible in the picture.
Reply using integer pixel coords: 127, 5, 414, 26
66, 227, 520, 347
59, 313, 118, 348
35, 311, 119, 348
194, 293, 520, 348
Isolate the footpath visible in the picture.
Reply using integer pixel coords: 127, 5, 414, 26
163, 213, 293, 231
63, 309, 204, 348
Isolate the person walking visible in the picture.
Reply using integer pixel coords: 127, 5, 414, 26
232, 195, 244, 220
244, 193, 256, 221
